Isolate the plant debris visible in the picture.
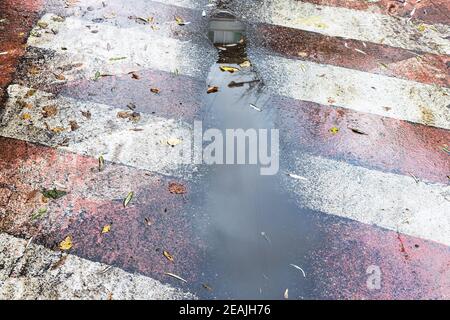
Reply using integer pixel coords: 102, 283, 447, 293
150, 88, 160, 94
42, 105, 58, 118
207, 86, 219, 94
59, 236, 73, 251
164, 272, 187, 283
123, 191, 134, 207
168, 182, 187, 194
166, 138, 182, 147
290, 264, 306, 277
98, 155, 105, 172
329, 127, 340, 135
220, 66, 239, 73
249, 104, 262, 112
51, 254, 68, 270
42, 188, 67, 200
32, 207, 47, 220
102, 224, 111, 234
284, 288, 289, 299
349, 128, 368, 135
163, 250, 174, 262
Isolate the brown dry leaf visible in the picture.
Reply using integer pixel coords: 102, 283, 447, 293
81, 110, 92, 119
163, 250, 174, 262
59, 236, 73, 251
24, 89, 37, 98
51, 255, 68, 270
42, 105, 58, 118
207, 86, 219, 94
54, 73, 66, 81
150, 88, 160, 94
117, 111, 141, 122
327, 97, 336, 105
168, 182, 186, 194
130, 72, 140, 79
69, 120, 80, 131
51, 127, 65, 133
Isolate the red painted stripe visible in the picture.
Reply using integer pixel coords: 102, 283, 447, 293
300, 0, 450, 26
0, 136, 448, 298
252, 24, 450, 87
274, 95, 450, 184
310, 215, 450, 299
0, 0, 43, 101
0, 137, 203, 283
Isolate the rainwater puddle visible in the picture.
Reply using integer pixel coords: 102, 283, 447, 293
188, 9, 325, 299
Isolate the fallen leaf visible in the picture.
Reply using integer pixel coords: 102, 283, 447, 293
31, 207, 47, 220
42, 188, 67, 200
328, 97, 336, 104
109, 56, 127, 61
51, 127, 65, 133
284, 288, 289, 299
417, 24, 426, 32
93, 71, 101, 81
21, 113, 32, 120
130, 72, 140, 79
175, 16, 184, 25
167, 138, 182, 146
24, 89, 36, 98
239, 61, 251, 68
51, 254, 67, 270
102, 224, 111, 234
287, 173, 308, 181
207, 86, 219, 94
98, 155, 105, 171
202, 283, 213, 291
59, 236, 73, 251
163, 250, 174, 262
69, 120, 79, 131
123, 191, 134, 207
164, 272, 187, 283
220, 66, 239, 73
150, 88, 160, 94
117, 111, 141, 122
298, 51, 308, 58
349, 128, 368, 135
54, 73, 66, 81
37, 21, 48, 29
42, 105, 58, 118
81, 110, 92, 119
329, 127, 340, 135
169, 182, 186, 194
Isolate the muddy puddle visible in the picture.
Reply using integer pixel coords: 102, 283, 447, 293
185, 9, 324, 299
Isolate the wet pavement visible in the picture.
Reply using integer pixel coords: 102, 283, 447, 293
0, 0, 449, 300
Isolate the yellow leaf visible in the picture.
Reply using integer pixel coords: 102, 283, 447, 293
123, 191, 134, 207
102, 225, 111, 234
59, 236, 73, 251
417, 24, 426, 32
163, 250, 174, 262
51, 127, 65, 133
21, 113, 32, 120
329, 127, 340, 135
220, 66, 239, 73
175, 16, 184, 25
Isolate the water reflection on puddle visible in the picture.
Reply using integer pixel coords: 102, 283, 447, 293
189, 9, 321, 299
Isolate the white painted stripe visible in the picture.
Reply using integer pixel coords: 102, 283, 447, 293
252, 53, 450, 129
0, 233, 195, 300
28, 13, 215, 79
0, 85, 196, 178
244, 0, 450, 55
283, 153, 450, 246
